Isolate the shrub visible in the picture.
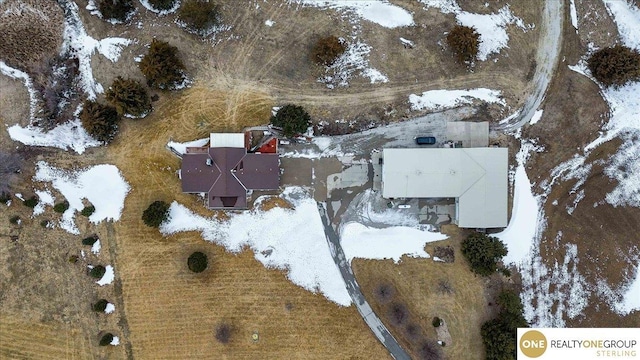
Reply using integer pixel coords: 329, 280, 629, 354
188, 252, 208, 273
79, 100, 120, 143
417, 340, 444, 360
374, 283, 395, 303
9, 215, 20, 224
432, 317, 442, 328
461, 232, 508, 276
81, 205, 96, 217
147, 0, 178, 11
178, 0, 221, 36
93, 299, 109, 312
215, 323, 232, 344
446, 25, 480, 63
82, 235, 99, 246
405, 323, 421, 340
311, 35, 346, 66
481, 289, 528, 360
0, 1, 63, 69
90, 265, 106, 279
139, 39, 187, 90
270, 104, 311, 137
30, 55, 81, 129
105, 77, 152, 117
99, 333, 114, 346
587, 45, 640, 87
40, 219, 50, 228
0, 191, 11, 203
68, 255, 79, 263
53, 200, 70, 213
142, 200, 170, 227
98, 0, 135, 22
24, 196, 38, 208
388, 303, 409, 327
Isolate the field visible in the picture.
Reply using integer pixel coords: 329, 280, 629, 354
2, 0, 640, 359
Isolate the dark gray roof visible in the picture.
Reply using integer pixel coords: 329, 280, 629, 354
181, 147, 279, 209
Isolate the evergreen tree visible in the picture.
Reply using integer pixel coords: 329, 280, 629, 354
93, 299, 109, 312
311, 35, 346, 66
98, 0, 135, 22
461, 232, 508, 276
138, 39, 187, 90
142, 200, 170, 227
147, 0, 178, 11
178, 0, 221, 36
270, 104, 311, 137
587, 45, 640, 87
481, 289, 528, 360
446, 25, 481, 64
105, 77, 152, 117
99, 333, 114, 346
79, 100, 120, 143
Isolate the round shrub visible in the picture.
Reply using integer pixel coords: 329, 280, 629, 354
147, 0, 178, 11
178, 0, 221, 36
99, 333, 114, 346
79, 100, 120, 143
270, 104, 311, 137
311, 35, 346, 66
98, 0, 135, 22
432, 317, 442, 328
90, 265, 106, 279
215, 323, 231, 344
388, 303, 409, 327
188, 251, 208, 273
40, 219, 50, 228
53, 200, 69, 213
461, 232, 508, 276
417, 340, 444, 360
105, 77, 152, 117
587, 45, 640, 87
82, 235, 99, 246
81, 205, 96, 217
374, 283, 395, 303
142, 200, 170, 227
9, 215, 20, 224
93, 299, 109, 312
139, 39, 187, 90
446, 25, 480, 64
23, 195, 38, 208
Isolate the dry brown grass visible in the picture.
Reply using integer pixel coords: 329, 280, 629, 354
256, 196, 294, 212
352, 225, 490, 360
0, 314, 94, 359
0, 0, 63, 69
105, 84, 388, 359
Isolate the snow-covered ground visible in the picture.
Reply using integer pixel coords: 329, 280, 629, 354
319, 40, 388, 88
105, 302, 115, 314
34, 162, 130, 234
91, 239, 102, 255
293, 0, 414, 28
167, 138, 209, 155
408, 88, 505, 111
160, 186, 447, 306
7, 119, 101, 154
529, 109, 544, 125
32, 190, 54, 217
420, 0, 530, 61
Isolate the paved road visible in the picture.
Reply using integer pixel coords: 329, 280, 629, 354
317, 203, 411, 360
496, 0, 564, 130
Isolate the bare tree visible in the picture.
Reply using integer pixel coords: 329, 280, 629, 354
0, 151, 23, 194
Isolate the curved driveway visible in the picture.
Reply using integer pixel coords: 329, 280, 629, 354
497, 0, 565, 130
317, 203, 411, 360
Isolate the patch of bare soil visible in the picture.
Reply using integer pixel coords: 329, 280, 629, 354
521, 0, 640, 327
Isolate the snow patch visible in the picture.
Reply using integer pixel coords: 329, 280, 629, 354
110, 336, 120, 345
408, 88, 505, 111
293, 0, 414, 28
7, 119, 101, 154
104, 302, 115, 314
569, 0, 578, 30
265, 19, 275, 26
0, 61, 39, 120
139, 0, 180, 15
529, 109, 543, 125
34, 162, 130, 234
319, 41, 387, 89
167, 138, 209, 155
341, 222, 446, 263
97, 265, 114, 286
32, 189, 54, 217
91, 239, 101, 255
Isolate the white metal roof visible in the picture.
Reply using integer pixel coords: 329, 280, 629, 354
382, 148, 508, 228
209, 133, 245, 148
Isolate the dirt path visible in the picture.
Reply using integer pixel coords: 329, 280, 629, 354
496, 0, 565, 130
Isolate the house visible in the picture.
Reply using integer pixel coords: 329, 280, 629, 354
381, 147, 508, 228
180, 133, 279, 209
